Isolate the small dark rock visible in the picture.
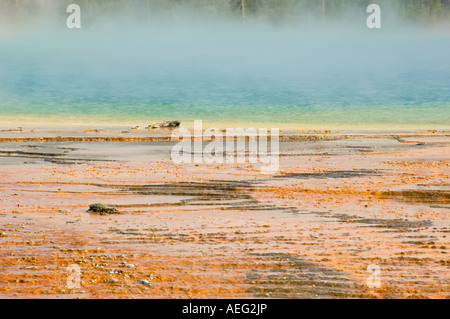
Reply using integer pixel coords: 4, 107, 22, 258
147, 120, 180, 129
87, 203, 121, 215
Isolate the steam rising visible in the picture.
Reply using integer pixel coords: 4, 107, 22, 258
0, 0, 449, 128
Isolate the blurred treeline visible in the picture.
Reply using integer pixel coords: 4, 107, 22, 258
1, 0, 449, 24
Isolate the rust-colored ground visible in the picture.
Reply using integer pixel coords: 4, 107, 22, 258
0, 135, 448, 298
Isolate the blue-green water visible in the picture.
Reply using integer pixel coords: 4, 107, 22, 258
0, 24, 449, 129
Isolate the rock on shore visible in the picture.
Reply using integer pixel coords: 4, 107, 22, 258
147, 121, 180, 129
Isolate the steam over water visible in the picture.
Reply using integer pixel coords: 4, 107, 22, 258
0, 3, 449, 129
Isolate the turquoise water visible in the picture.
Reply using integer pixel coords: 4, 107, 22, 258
0, 24, 449, 129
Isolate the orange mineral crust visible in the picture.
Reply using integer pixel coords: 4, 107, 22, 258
0, 135, 448, 298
